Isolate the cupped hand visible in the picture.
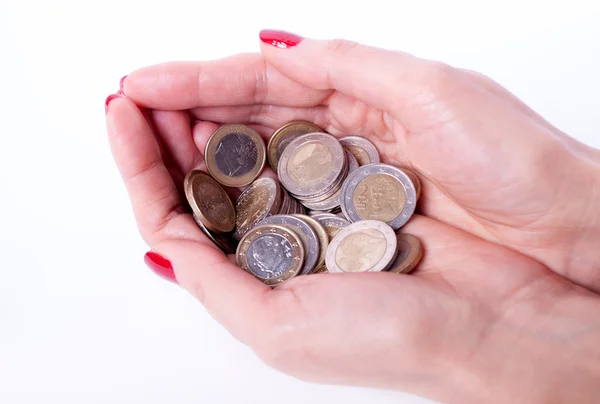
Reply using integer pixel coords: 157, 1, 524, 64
105, 32, 600, 403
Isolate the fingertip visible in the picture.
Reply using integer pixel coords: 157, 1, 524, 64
105, 93, 124, 114
144, 251, 179, 284
259, 29, 304, 49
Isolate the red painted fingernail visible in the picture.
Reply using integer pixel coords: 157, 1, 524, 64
105, 93, 122, 113
117, 75, 128, 95
144, 251, 178, 284
259, 29, 303, 49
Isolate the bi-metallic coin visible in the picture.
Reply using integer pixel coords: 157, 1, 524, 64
341, 163, 416, 230
278, 133, 346, 199
339, 136, 380, 166
267, 121, 322, 171
326, 220, 397, 273
259, 214, 320, 275
205, 124, 266, 187
312, 213, 351, 241
236, 224, 305, 287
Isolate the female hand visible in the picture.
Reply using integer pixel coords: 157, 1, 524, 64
106, 31, 600, 403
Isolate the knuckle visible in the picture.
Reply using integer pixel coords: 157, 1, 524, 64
422, 61, 461, 88
326, 39, 360, 56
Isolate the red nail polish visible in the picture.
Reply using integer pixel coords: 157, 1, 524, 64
105, 94, 122, 113
144, 251, 178, 284
117, 75, 128, 95
259, 29, 303, 49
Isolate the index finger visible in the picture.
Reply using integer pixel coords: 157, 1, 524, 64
122, 53, 331, 110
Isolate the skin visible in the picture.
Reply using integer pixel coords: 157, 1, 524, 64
105, 35, 600, 403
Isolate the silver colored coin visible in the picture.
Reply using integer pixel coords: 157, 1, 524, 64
340, 163, 417, 230
339, 136, 380, 166
325, 220, 397, 273
278, 133, 346, 199
308, 209, 333, 216
259, 214, 320, 275
233, 177, 281, 240
237, 224, 304, 287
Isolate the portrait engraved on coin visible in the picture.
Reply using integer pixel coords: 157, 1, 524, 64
334, 229, 387, 272
287, 142, 334, 184
353, 174, 406, 222
246, 234, 294, 279
345, 145, 371, 166
214, 133, 258, 177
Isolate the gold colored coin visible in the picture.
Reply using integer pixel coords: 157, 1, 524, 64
388, 234, 423, 274
267, 121, 322, 171
352, 174, 406, 222
292, 214, 329, 273
205, 124, 266, 187
184, 170, 235, 233
233, 178, 280, 240
400, 167, 422, 201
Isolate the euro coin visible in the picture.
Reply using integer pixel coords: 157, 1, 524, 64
184, 170, 235, 233
341, 163, 416, 230
267, 121, 322, 171
325, 220, 397, 273
236, 224, 305, 287
205, 124, 266, 187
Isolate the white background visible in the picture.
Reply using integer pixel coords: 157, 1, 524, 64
1, 1, 599, 403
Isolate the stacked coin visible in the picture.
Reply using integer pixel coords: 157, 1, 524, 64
278, 132, 363, 213
182, 121, 425, 286
267, 121, 323, 171
233, 177, 305, 241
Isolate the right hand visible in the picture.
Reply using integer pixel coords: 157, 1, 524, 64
107, 31, 600, 403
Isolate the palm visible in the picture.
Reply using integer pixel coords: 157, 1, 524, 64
106, 42, 600, 402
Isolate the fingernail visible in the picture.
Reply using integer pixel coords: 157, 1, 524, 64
259, 29, 303, 49
117, 75, 128, 95
144, 251, 178, 284
105, 94, 122, 114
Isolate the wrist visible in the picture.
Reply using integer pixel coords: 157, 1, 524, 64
568, 157, 600, 288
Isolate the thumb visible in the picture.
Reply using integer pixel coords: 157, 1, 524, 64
258, 30, 444, 123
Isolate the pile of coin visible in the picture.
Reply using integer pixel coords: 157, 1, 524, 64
184, 121, 424, 287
